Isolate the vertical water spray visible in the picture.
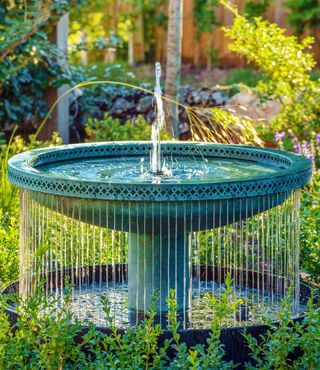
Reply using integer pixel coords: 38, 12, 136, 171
150, 62, 165, 175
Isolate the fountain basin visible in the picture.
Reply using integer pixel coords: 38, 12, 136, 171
8, 142, 312, 317
2, 264, 315, 365
8, 141, 311, 231
8, 142, 311, 200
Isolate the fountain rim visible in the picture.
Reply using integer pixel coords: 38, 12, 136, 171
8, 141, 312, 201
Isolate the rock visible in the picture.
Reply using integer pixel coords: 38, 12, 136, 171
211, 91, 227, 106
138, 96, 154, 113
89, 107, 104, 120
230, 90, 256, 106
229, 90, 281, 122
184, 88, 227, 107
109, 98, 135, 116
94, 96, 110, 111
179, 121, 189, 134
146, 110, 156, 124
186, 90, 202, 105
77, 85, 233, 141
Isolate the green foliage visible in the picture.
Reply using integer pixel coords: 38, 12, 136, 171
0, 212, 19, 288
193, 0, 219, 68
0, 133, 61, 287
1, 276, 318, 368
0, 281, 241, 369
193, 0, 219, 35
166, 275, 240, 369
207, 47, 220, 68
223, 68, 263, 88
222, 7, 315, 100
222, 0, 320, 139
86, 293, 170, 369
244, 290, 320, 369
300, 175, 320, 285
311, 68, 320, 82
284, 0, 320, 36
0, 289, 85, 369
0, 132, 62, 215
70, 0, 167, 64
0, 0, 83, 131
68, 0, 124, 65
86, 113, 171, 142
243, 0, 272, 20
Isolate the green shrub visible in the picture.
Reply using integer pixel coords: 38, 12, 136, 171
284, 0, 320, 36
300, 175, 320, 285
243, 0, 272, 20
1, 278, 319, 368
0, 133, 61, 287
244, 290, 320, 369
86, 113, 172, 142
221, 0, 320, 140
0, 1, 84, 131
0, 276, 240, 369
311, 68, 320, 82
223, 68, 264, 88
0, 212, 19, 288
0, 132, 62, 215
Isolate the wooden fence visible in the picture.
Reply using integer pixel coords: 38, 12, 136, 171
133, 0, 320, 67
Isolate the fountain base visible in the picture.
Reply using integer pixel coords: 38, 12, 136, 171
2, 264, 314, 365
128, 232, 190, 316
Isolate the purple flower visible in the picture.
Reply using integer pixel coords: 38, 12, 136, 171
274, 131, 286, 143
293, 144, 300, 153
315, 133, 320, 147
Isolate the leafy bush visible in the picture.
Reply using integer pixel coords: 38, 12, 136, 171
0, 0, 83, 132
243, 0, 272, 20
0, 133, 61, 287
0, 276, 240, 369
223, 68, 263, 88
0, 212, 19, 288
0, 132, 62, 215
300, 175, 320, 285
0, 277, 319, 368
221, 0, 320, 140
284, 0, 320, 36
86, 113, 171, 142
244, 290, 320, 369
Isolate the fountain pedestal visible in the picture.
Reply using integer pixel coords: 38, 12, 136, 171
128, 231, 190, 324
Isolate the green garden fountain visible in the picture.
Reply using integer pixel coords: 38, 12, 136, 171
4, 64, 313, 362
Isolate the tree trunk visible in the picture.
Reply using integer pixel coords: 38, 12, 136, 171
165, 0, 183, 138
274, 0, 283, 26
103, 0, 118, 63
128, 29, 135, 66
40, 13, 69, 143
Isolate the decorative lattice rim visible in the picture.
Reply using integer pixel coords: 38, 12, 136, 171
8, 142, 312, 201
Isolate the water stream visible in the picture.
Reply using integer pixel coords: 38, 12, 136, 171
19, 188, 303, 329
150, 62, 165, 175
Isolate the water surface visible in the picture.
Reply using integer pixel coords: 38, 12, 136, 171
39, 156, 279, 184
